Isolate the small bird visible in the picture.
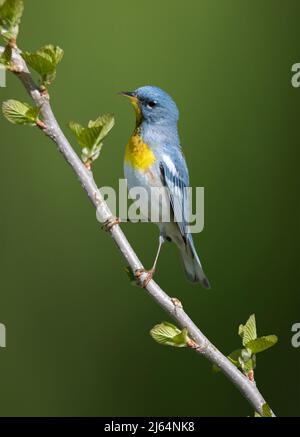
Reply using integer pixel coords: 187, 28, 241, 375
121, 86, 210, 289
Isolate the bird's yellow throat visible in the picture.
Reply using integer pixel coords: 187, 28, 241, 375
125, 132, 156, 171
124, 96, 156, 171
128, 96, 142, 126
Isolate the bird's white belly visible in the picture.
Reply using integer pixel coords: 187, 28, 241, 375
124, 164, 169, 225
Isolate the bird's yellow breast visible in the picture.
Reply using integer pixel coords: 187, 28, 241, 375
125, 133, 156, 171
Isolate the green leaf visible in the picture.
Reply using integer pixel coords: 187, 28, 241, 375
239, 355, 256, 373
21, 50, 53, 75
21, 44, 64, 86
227, 349, 243, 367
42, 45, 64, 65
239, 314, 257, 346
246, 335, 278, 354
213, 349, 243, 373
0, 0, 24, 41
262, 403, 272, 417
88, 113, 115, 142
240, 348, 252, 362
81, 144, 102, 165
69, 114, 115, 149
80, 127, 103, 149
68, 121, 84, 140
2, 99, 40, 125
0, 43, 11, 65
150, 322, 189, 348
69, 114, 115, 165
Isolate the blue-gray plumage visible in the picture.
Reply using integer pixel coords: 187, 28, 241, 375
122, 86, 210, 289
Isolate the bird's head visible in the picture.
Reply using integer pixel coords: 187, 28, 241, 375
120, 86, 179, 126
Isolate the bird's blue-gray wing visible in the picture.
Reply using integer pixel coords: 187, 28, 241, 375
159, 147, 190, 239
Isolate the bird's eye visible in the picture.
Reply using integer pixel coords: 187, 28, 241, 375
147, 101, 157, 109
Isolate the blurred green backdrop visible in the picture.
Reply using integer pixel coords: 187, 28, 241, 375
0, 0, 299, 417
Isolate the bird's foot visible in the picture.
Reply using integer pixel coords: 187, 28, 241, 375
135, 268, 155, 288
102, 216, 121, 232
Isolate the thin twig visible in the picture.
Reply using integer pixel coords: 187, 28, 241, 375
0, 45, 274, 416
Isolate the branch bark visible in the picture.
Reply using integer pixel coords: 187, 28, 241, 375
1, 45, 274, 417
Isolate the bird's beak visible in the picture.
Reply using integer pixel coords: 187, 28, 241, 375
119, 91, 141, 123
119, 91, 138, 105
119, 91, 137, 99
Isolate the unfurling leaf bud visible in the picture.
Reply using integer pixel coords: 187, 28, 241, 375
69, 114, 115, 168
150, 322, 189, 348
2, 99, 40, 126
0, 0, 24, 42
21, 45, 64, 86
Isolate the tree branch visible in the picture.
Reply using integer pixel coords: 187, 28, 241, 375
1, 45, 274, 417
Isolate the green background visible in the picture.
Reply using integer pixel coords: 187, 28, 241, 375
0, 0, 299, 417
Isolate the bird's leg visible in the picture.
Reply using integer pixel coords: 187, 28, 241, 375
135, 236, 165, 287
152, 235, 165, 272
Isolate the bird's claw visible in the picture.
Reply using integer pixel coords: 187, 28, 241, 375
102, 216, 121, 232
135, 268, 155, 288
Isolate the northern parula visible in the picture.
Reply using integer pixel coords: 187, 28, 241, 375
121, 86, 210, 289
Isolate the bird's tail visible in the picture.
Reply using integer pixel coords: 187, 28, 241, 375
180, 237, 211, 289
